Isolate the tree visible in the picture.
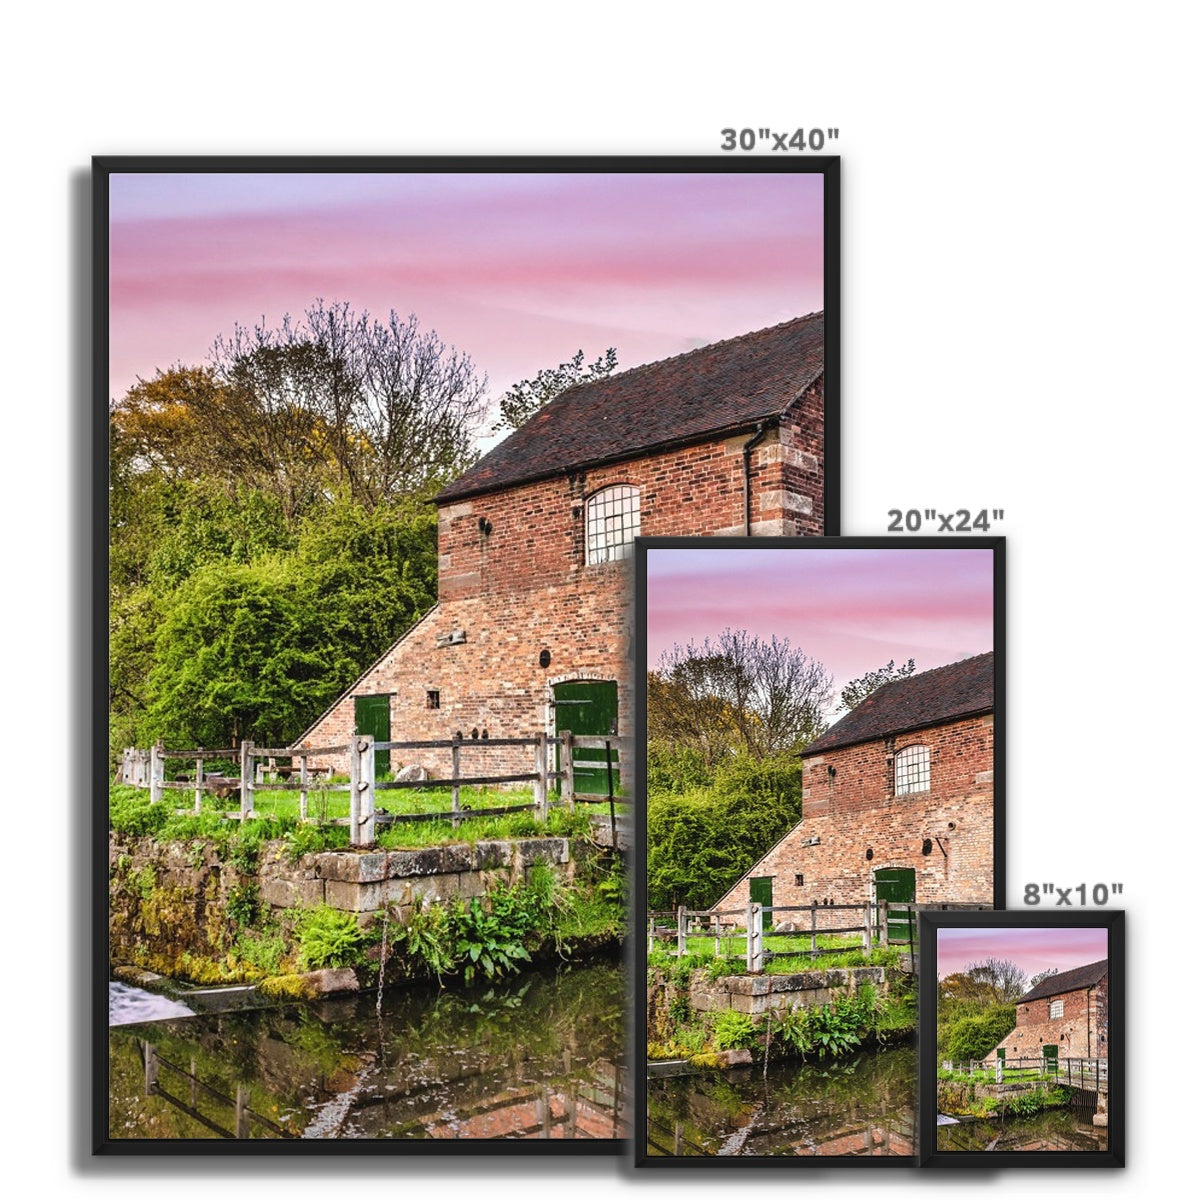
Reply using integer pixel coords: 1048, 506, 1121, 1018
208, 300, 488, 509
964, 957, 1028, 1003
654, 629, 833, 760
1028, 967, 1058, 989
492, 347, 618, 433
839, 658, 917, 712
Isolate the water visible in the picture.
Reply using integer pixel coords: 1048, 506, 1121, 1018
646, 1044, 916, 1157
936, 1106, 1108, 1153
109, 982, 195, 1026
108, 960, 629, 1141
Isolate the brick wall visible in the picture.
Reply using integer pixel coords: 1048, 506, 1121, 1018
717, 714, 994, 912
303, 387, 823, 773
995, 977, 1108, 1060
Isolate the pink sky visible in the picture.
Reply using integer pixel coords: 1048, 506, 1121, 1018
936, 926, 1109, 981
645, 546, 995, 705
107, 170, 824, 443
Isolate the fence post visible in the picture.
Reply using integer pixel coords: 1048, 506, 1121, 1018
149, 740, 164, 805
299, 753, 309, 822
810, 900, 818, 957
239, 740, 255, 820
560, 730, 575, 810
862, 903, 871, 954
451, 733, 462, 823
194, 753, 204, 815
677, 905, 687, 956
350, 735, 375, 847
533, 731, 548, 820
746, 901, 764, 973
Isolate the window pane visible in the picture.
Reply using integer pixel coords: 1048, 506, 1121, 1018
586, 486, 641, 563
894, 745, 930, 794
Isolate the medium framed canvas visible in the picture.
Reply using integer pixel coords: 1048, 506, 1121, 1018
633, 536, 1004, 1165
918, 909, 1125, 1166
94, 155, 839, 1152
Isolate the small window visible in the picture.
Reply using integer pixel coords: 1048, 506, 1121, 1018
894, 744, 930, 794
1049, 999, 1064, 1019
426, 690, 440, 710
586, 485, 640, 564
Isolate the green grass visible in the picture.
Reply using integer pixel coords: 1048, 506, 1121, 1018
110, 784, 598, 850
647, 941, 901, 978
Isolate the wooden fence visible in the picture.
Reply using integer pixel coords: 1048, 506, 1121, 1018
120, 733, 629, 847
650, 901, 992, 973
942, 1055, 1108, 1094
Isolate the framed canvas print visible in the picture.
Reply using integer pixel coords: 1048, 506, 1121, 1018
918, 909, 1125, 1166
633, 536, 1004, 1165
94, 155, 839, 1152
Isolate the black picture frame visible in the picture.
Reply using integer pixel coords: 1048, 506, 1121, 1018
93, 155, 840, 1155
633, 536, 1005, 1166
917, 908, 1125, 1167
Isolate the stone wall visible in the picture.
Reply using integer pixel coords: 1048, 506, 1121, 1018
689, 966, 889, 1018
109, 833, 587, 968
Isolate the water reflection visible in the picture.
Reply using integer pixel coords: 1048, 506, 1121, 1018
647, 1044, 916, 1157
937, 1107, 1109, 1153
110, 961, 629, 1141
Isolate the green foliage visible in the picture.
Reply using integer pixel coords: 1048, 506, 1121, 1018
232, 927, 286, 975
646, 752, 805, 910
393, 903, 457, 981
493, 347, 618, 434
109, 788, 171, 836
839, 658, 916, 713
454, 892, 534, 985
712, 1010, 758, 1051
646, 742, 712, 794
295, 905, 368, 970
226, 883, 259, 929
942, 1005, 1016, 1062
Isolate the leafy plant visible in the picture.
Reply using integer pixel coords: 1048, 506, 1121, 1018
712, 1010, 758, 1051
394, 903, 458, 981
226, 882, 259, 929
295, 904, 367, 969
454, 895, 532, 984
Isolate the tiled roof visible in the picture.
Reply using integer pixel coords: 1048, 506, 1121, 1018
435, 312, 824, 503
1020, 960, 1108, 1004
803, 651, 994, 756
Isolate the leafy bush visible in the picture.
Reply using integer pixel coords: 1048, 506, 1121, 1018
712, 1010, 758, 1051
295, 905, 367, 969
110, 789, 171, 836
454, 894, 533, 984
943, 1005, 1016, 1062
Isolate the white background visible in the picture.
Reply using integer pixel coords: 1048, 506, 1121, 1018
4, 0, 1193, 1193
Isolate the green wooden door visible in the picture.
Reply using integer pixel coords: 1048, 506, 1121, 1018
749, 876, 774, 931
874, 867, 916, 943
354, 695, 391, 778
1042, 1044, 1059, 1070
553, 679, 618, 795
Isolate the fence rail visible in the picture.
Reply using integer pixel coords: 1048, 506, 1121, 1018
650, 901, 992, 973
119, 732, 630, 847
942, 1055, 1108, 1093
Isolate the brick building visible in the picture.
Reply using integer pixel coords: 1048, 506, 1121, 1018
716, 651, 995, 917
299, 313, 827, 776
991, 960, 1109, 1063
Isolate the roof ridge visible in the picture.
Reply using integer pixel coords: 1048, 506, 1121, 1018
546, 309, 824, 398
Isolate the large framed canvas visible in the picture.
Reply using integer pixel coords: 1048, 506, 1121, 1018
93, 155, 839, 1153
633, 536, 1004, 1165
918, 908, 1125, 1167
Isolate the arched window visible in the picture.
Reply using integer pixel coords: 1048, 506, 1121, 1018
586, 485, 640, 564
894, 744, 930, 795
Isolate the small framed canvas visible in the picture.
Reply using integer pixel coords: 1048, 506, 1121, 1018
918, 908, 1124, 1167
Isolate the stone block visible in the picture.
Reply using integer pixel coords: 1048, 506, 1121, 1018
724, 975, 771, 996
688, 988, 730, 1013
304, 968, 359, 996
323, 880, 386, 913
716, 1049, 753, 1068
441, 844, 474, 874
260, 877, 325, 909
456, 871, 488, 899
384, 879, 414, 907
825, 969, 848, 988
516, 837, 568, 869
385, 848, 444, 878
473, 841, 513, 870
